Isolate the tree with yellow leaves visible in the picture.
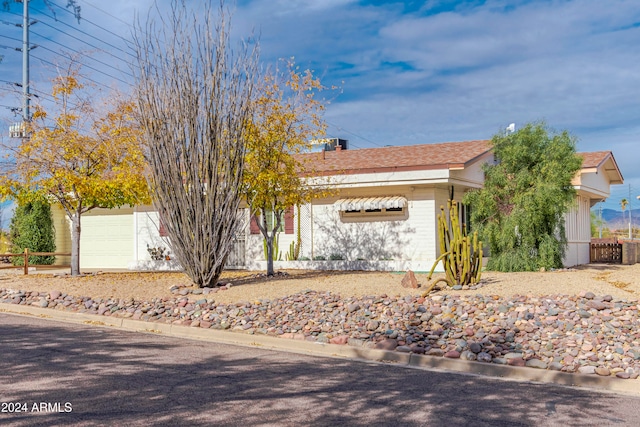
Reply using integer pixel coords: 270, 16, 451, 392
244, 60, 332, 276
0, 67, 150, 276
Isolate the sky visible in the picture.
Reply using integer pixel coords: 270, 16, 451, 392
0, 0, 639, 218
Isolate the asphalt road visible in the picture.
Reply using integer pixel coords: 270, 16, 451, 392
1, 313, 639, 427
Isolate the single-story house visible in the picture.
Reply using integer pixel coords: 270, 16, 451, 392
51, 140, 623, 271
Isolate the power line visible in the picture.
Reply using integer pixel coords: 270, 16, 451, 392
0, 34, 22, 44
48, 1, 135, 50
2, 23, 134, 87
0, 18, 21, 27
83, 0, 135, 29
30, 53, 115, 91
0, 78, 23, 87
0, 44, 20, 51
35, 44, 132, 87
31, 6, 136, 59
31, 30, 135, 79
30, 21, 133, 69
325, 119, 385, 148
0, 104, 21, 111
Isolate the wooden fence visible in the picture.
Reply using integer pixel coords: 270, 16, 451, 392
0, 248, 71, 275
590, 242, 622, 263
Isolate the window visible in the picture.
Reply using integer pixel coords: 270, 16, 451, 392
342, 207, 405, 216
250, 207, 294, 234
264, 209, 284, 233
459, 202, 471, 233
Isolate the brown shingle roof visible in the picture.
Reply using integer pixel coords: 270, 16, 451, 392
298, 140, 492, 176
579, 151, 612, 169
577, 150, 624, 184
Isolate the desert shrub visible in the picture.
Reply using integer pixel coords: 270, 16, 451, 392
464, 122, 582, 272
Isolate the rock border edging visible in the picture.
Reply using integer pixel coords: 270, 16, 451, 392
1, 302, 638, 397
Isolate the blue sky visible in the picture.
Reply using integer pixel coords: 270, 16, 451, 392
1, 0, 639, 217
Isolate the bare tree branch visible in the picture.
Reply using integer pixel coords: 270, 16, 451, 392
133, 0, 259, 287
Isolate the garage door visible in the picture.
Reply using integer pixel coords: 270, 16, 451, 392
80, 208, 134, 269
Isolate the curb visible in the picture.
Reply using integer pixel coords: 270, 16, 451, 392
1, 302, 639, 397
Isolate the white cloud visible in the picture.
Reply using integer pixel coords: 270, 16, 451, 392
1, 0, 638, 210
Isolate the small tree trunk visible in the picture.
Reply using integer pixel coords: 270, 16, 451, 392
70, 213, 81, 276
265, 233, 274, 276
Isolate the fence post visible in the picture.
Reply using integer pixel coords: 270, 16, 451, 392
622, 241, 637, 265
23, 248, 29, 275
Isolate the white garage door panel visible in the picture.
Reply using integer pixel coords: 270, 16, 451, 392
80, 210, 134, 269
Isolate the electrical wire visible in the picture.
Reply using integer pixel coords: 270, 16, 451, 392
35, 44, 132, 87
325, 119, 385, 148
2, 30, 134, 87
0, 34, 22, 44
48, 1, 135, 50
31, 30, 135, 79
83, 0, 135, 29
0, 79, 23, 87
3, 11, 136, 86
0, 104, 21, 110
30, 53, 115, 91
31, 6, 136, 59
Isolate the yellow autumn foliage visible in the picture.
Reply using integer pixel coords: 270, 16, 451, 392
243, 59, 333, 219
0, 69, 150, 213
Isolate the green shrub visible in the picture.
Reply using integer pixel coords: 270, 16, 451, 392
10, 200, 56, 266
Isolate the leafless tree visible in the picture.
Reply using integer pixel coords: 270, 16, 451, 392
133, 0, 259, 287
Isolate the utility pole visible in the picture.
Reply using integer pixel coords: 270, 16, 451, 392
599, 203, 603, 239
629, 184, 633, 239
22, 0, 30, 122
9, 0, 34, 139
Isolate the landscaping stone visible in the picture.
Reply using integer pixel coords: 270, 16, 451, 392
401, 271, 419, 289
1, 286, 639, 381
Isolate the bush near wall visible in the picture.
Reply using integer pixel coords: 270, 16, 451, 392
10, 200, 56, 265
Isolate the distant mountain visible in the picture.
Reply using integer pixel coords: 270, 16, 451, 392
595, 208, 640, 228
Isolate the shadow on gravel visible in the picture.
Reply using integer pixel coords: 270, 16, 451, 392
0, 315, 636, 427
575, 263, 622, 272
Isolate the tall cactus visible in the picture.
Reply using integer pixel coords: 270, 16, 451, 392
423, 200, 482, 296
285, 205, 302, 261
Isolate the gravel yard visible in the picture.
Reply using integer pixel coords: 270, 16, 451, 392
0, 263, 639, 303
2, 263, 639, 380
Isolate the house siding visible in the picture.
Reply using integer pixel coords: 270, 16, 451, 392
80, 207, 134, 269
247, 186, 441, 267
50, 145, 621, 272
134, 208, 166, 262
564, 194, 592, 267
51, 206, 71, 266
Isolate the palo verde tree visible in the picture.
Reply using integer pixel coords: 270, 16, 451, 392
133, 1, 259, 287
0, 63, 150, 276
244, 60, 329, 276
463, 122, 583, 272
9, 200, 56, 266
